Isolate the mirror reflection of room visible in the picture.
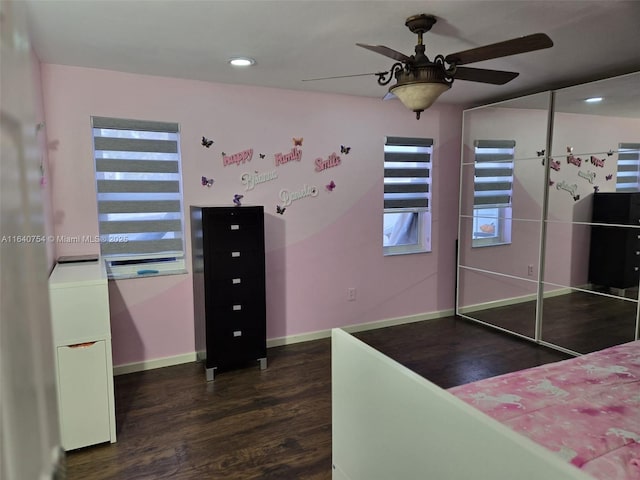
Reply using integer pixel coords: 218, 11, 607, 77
457, 72, 640, 355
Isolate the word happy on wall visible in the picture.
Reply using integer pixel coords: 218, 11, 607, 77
223, 149, 253, 167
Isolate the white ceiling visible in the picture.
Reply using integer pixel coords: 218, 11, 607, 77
24, 0, 640, 114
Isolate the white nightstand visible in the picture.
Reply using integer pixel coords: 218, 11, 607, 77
49, 259, 116, 450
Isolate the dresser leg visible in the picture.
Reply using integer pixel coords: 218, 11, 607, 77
205, 367, 215, 382
258, 357, 267, 370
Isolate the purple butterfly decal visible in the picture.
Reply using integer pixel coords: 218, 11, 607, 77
326, 180, 336, 192
259, 153, 266, 159
201, 176, 214, 187
606, 174, 613, 181
233, 194, 244, 206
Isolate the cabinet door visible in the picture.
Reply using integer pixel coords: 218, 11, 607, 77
57, 341, 110, 450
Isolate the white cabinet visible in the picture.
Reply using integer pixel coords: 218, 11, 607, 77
49, 260, 116, 450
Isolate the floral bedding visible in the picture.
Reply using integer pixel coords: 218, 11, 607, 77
448, 341, 640, 480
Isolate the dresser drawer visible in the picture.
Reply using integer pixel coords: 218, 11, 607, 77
205, 248, 264, 277
208, 326, 266, 365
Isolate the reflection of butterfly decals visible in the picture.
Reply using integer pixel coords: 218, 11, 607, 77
293, 137, 303, 146
606, 174, 613, 180
201, 176, 214, 187
341, 145, 351, 154
259, 153, 265, 159
201, 136, 214, 148
536, 149, 545, 157
593, 185, 600, 193
233, 194, 243, 206
573, 195, 580, 201
549, 180, 555, 186
276, 205, 286, 215
326, 180, 336, 191
607, 150, 614, 156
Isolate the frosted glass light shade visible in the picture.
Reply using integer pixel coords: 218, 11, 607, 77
390, 82, 451, 112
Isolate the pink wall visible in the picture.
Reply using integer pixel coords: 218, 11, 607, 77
40, 64, 462, 366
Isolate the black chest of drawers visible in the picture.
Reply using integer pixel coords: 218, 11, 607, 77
588, 192, 640, 290
190, 205, 266, 380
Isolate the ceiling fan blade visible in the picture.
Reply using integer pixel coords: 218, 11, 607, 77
302, 72, 387, 82
356, 43, 412, 63
382, 92, 396, 101
445, 33, 553, 66
453, 67, 519, 85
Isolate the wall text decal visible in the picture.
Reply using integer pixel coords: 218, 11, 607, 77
590, 155, 605, 168
279, 184, 318, 206
550, 159, 561, 171
556, 180, 578, 197
223, 148, 253, 167
566, 154, 582, 167
578, 170, 596, 184
240, 169, 278, 191
315, 152, 341, 172
275, 147, 302, 166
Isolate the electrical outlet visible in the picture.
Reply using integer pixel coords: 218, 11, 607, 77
347, 288, 356, 301
527, 265, 534, 276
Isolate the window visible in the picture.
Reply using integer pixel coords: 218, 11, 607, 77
92, 116, 185, 278
472, 140, 515, 247
383, 137, 432, 255
616, 142, 640, 192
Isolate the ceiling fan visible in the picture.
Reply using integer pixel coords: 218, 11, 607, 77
306, 14, 553, 119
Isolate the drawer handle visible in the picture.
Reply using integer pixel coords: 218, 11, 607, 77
68, 342, 97, 349
231, 251, 241, 258
230, 224, 240, 230
233, 330, 242, 337
233, 304, 242, 311
636, 251, 640, 256
232, 278, 242, 284
635, 267, 639, 272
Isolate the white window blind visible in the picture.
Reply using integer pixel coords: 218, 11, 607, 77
383, 137, 432, 255
473, 140, 515, 207
92, 116, 185, 277
616, 142, 640, 192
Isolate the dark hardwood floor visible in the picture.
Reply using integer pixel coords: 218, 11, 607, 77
65, 316, 571, 480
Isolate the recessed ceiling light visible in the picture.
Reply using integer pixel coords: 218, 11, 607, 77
585, 97, 603, 103
229, 57, 255, 67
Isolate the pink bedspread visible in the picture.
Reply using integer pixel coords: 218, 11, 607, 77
449, 341, 640, 480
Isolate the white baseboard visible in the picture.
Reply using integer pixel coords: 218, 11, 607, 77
266, 308, 455, 347
113, 309, 455, 375
114, 352, 197, 376
458, 287, 573, 315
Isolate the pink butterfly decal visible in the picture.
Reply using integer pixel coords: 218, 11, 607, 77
326, 180, 336, 191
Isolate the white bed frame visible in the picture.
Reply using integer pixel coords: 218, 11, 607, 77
331, 328, 593, 480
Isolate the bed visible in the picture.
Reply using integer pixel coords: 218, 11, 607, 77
331, 328, 640, 480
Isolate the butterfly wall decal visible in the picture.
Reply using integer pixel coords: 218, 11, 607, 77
573, 195, 580, 201
276, 205, 286, 215
607, 150, 614, 156
259, 153, 266, 159
341, 145, 351, 155
606, 174, 613, 181
201, 176, 214, 187
326, 180, 336, 191
567, 146, 573, 153
593, 185, 600, 193
536, 149, 545, 157
233, 194, 244, 206
201, 136, 214, 148
293, 137, 303, 147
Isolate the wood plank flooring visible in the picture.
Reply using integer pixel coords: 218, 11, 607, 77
65, 316, 571, 479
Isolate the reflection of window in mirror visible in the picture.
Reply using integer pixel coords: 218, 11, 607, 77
383, 137, 432, 256
472, 140, 515, 247
616, 142, 640, 192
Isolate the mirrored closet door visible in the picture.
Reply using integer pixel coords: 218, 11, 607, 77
457, 72, 640, 355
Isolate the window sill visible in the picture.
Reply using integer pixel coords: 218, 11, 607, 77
471, 241, 512, 248
107, 268, 188, 280
384, 246, 430, 256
